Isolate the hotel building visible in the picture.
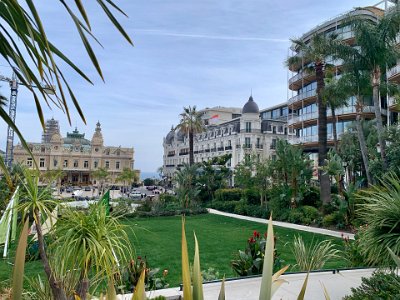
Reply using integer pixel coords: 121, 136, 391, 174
162, 96, 294, 183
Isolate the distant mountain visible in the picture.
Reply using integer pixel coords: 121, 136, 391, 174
140, 171, 160, 180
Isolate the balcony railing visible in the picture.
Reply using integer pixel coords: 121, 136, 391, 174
225, 146, 232, 150
255, 144, 263, 149
387, 64, 400, 80
217, 147, 224, 151
288, 89, 316, 105
167, 153, 175, 157
165, 164, 175, 167
243, 144, 252, 149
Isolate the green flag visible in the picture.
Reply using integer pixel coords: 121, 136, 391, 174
100, 189, 111, 216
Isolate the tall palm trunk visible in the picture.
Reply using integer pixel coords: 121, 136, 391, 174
356, 97, 373, 186
34, 209, 68, 300
331, 107, 338, 152
189, 131, 194, 166
371, 66, 388, 170
316, 62, 331, 204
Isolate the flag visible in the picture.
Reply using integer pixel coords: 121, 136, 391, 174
11, 187, 19, 241
100, 189, 111, 216
0, 187, 19, 257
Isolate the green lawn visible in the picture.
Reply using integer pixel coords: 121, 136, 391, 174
0, 213, 348, 289
125, 214, 347, 287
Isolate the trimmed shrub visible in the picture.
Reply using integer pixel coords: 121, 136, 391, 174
287, 209, 304, 224
234, 200, 248, 215
243, 188, 260, 205
210, 200, 238, 213
322, 213, 337, 227
301, 206, 320, 224
300, 187, 320, 207
214, 188, 242, 202
246, 205, 269, 218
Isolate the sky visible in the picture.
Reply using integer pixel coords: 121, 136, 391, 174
0, 0, 382, 172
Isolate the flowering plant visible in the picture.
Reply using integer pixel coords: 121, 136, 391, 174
231, 230, 283, 276
115, 256, 169, 294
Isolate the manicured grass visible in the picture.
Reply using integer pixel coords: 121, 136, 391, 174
126, 213, 347, 287
0, 213, 348, 290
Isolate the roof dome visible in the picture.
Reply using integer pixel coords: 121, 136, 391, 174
165, 128, 175, 144
176, 130, 185, 142
242, 95, 259, 114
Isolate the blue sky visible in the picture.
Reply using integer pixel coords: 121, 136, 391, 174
0, 0, 379, 172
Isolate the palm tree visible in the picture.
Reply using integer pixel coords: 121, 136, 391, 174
0, 1, 132, 169
16, 168, 67, 299
176, 106, 204, 166
92, 167, 109, 195
321, 75, 351, 151
174, 163, 199, 208
342, 8, 400, 170
116, 167, 138, 195
286, 33, 340, 204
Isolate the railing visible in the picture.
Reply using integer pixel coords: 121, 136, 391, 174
179, 152, 188, 156
255, 144, 263, 149
288, 89, 316, 105
225, 146, 232, 150
211, 148, 217, 152
270, 144, 276, 150
167, 153, 175, 157
243, 144, 252, 149
205, 149, 210, 153
236, 144, 241, 149
387, 64, 400, 79
289, 71, 312, 86
165, 164, 175, 167
217, 147, 224, 151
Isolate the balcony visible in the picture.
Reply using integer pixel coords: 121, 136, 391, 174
242, 144, 252, 149
211, 148, 217, 152
217, 147, 224, 151
205, 149, 210, 153
165, 164, 175, 168
224, 146, 232, 151
255, 144, 263, 149
288, 71, 315, 90
179, 152, 188, 156
288, 89, 317, 106
387, 64, 400, 83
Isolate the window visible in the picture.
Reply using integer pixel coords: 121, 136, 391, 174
257, 138, 260, 147
245, 122, 251, 133
27, 158, 33, 167
84, 161, 89, 168
39, 158, 45, 168
94, 161, 98, 168
228, 140, 231, 147
41, 146, 45, 153
105, 161, 110, 169
63, 160, 68, 167
116, 161, 120, 169
278, 125, 283, 133
74, 160, 78, 168
53, 159, 58, 167
245, 137, 251, 147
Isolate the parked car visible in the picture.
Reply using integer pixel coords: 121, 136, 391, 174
84, 186, 91, 191
129, 192, 142, 200
153, 189, 161, 194
146, 186, 156, 191
66, 187, 73, 193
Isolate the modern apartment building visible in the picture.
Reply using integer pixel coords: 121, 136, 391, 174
13, 119, 139, 186
287, 5, 399, 152
162, 96, 293, 183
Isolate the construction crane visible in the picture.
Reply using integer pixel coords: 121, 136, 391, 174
0, 72, 18, 168
0, 71, 54, 168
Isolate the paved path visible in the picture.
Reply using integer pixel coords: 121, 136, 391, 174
118, 268, 375, 300
207, 208, 355, 240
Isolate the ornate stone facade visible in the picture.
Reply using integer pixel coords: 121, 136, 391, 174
163, 96, 294, 185
13, 119, 137, 186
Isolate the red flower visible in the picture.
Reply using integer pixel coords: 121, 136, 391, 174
248, 237, 255, 243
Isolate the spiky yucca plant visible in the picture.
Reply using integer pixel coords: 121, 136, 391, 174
291, 235, 340, 271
